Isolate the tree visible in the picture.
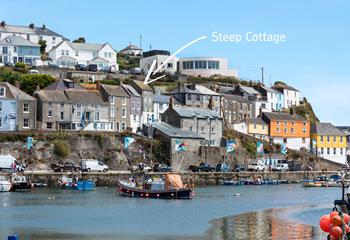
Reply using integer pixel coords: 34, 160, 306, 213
38, 40, 47, 54
73, 37, 86, 43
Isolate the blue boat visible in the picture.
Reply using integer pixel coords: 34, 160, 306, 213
60, 176, 95, 190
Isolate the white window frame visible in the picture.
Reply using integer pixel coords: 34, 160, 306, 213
122, 97, 127, 106
48, 110, 52, 117
110, 96, 115, 105
110, 106, 115, 117
94, 112, 100, 121
122, 107, 126, 118
23, 118, 29, 128
23, 103, 29, 113
0, 87, 5, 97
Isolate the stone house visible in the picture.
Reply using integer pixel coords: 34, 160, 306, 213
162, 99, 223, 147
98, 83, 130, 132
221, 94, 254, 127
122, 84, 142, 133
129, 80, 154, 124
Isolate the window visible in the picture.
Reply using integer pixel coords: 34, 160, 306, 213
291, 121, 295, 126
320, 136, 323, 142
196, 95, 200, 101
61, 50, 64, 56
284, 121, 287, 125
48, 110, 52, 117
77, 111, 81, 118
60, 103, 64, 108
122, 97, 126, 106
131, 102, 135, 109
0, 102, 2, 112
75, 51, 79, 57
327, 136, 330, 143
327, 148, 330, 154
187, 94, 191, 101
167, 63, 173, 68
210, 140, 215, 146
122, 108, 126, 118
0, 117, 2, 127
121, 122, 126, 130
254, 124, 257, 129
302, 128, 306, 134
284, 128, 287, 133
108, 52, 112, 58
110, 107, 115, 117
333, 136, 337, 143
133, 114, 136, 121
2, 46, 8, 54
333, 148, 336, 155
208, 61, 219, 69
136, 102, 140, 110
60, 111, 64, 120
321, 148, 324, 154
291, 128, 295, 133
76, 104, 81, 109
104, 52, 107, 58
23, 103, 29, 113
276, 121, 280, 125
94, 104, 100, 109
23, 118, 29, 128
0, 87, 5, 97
341, 148, 343, 155
276, 127, 280, 133
159, 104, 163, 111
189, 126, 193, 131
47, 122, 53, 129
94, 112, 100, 121
211, 127, 215, 133
201, 127, 204, 132
340, 137, 343, 143
110, 96, 115, 105
302, 137, 306, 143
65, 50, 69, 55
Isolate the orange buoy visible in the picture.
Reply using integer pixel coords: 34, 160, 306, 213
330, 226, 342, 238
319, 215, 331, 233
331, 215, 343, 226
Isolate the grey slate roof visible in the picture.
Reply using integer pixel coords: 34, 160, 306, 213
240, 86, 261, 95
0, 36, 39, 47
263, 112, 305, 121
176, 84, 220, 96
122, 84, 141, 97
147, 122, 204, 139
172, 106, 222, 119
64, 90, 106, 105
0, 24, 67, 39
0, 82, 36, 101
311, 123, 345, 136
246, 118, 268, 125
101, 84, 129, 97
44, 79, 86, 91
222, 94, 253, 104
35, 90, 70, 103
260, 85, 282, 95
153, 95, 180, 104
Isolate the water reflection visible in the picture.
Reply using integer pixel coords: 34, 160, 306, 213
208, 208, 324, 240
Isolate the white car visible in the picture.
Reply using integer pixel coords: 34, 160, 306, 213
0, 155, 26, 172
247, 163, 265, 172
272, 163, 289, 172
81, 159, 108, 172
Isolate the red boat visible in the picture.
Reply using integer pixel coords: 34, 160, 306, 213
116, 174, 194, 199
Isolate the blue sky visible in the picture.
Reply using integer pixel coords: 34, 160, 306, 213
1, 0, 349, 125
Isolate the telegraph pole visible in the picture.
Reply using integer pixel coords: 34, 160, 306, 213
261, 67, 264, 85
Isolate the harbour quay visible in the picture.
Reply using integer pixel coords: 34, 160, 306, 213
21, 170, 339, 187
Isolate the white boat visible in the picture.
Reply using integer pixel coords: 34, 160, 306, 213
0, 175, 12, 192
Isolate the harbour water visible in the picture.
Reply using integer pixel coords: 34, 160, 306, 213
0, 184, 339, 239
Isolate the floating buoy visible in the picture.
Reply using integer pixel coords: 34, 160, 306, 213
156, 194, 160, 198
234, 193, 241, 197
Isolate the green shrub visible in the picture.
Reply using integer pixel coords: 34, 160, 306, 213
14, 62, 26, 69
53, 140, 70, 158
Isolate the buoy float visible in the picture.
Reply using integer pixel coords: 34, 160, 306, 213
234, 193, 241, 197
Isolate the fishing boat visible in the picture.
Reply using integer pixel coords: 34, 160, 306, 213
117, 173, 193, 199
60, 176, 95, 190
222, 180, 243, 186
10, 175, 33, 192
0, 175, 12, 192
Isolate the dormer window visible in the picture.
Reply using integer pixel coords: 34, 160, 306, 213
0, 87, 5, 97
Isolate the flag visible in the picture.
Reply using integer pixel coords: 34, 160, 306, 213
27, 136, 33, 150
256, 141, 264, 154
124, 137, 135, 150
281, 143, 287, 155
226, 139, 236, 153
175, 139, 187, 152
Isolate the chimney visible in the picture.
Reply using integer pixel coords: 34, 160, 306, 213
258, 107, 262, 117
208, 96, 213, 110
29, 23, 35, 29
14, 81, 20, 89
0, 21, 6, 27
96, 81, 101, 91
42, 24, 46, 30
169, 96, 173, 109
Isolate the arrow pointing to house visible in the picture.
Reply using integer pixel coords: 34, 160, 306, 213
144, 35, 207, 85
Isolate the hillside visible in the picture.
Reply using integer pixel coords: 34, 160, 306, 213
290, 97, 320, 124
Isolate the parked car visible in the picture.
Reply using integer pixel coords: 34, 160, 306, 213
48, 63, 59, 68
215, 163, 230, 172
119, 69, 129, 74
75, 64, 87, 71
153, 164, 173, 172
135, 163, 151, 172
101, 66, 116, 73
80, 159, 108, 172
28, 69, 39, 74
247, 163, 265, 172
129, 67, 142, 74
189, 163, 215, 172
4, 62, 14, 67
232, 164, 246, 172
51, 160, 81, 172
272, 163, 289, 172
0, 155, 26, 172
88, 64, 98, 72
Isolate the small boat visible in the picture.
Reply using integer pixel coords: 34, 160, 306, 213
0, 175, 12, 192
222, 180, 243, 186
60, 176, 95, 190
10, 175, 33, 192
117, 173, 193, 199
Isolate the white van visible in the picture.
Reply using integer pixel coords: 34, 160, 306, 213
0, 155, 26, 172
81, 159, 108, 172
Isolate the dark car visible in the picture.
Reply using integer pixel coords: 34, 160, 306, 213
75, 64, 87, 71
232, 164, 246, 172
153, 164, 173, 172
189, 163, 215, 172
51, 160, 81, 172
88, 64, 98, 72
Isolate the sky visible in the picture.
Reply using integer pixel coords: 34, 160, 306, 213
0, 0, 349, 125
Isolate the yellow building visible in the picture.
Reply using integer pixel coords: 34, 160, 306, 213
247, 118, 269, 141
311, 122, 347, 164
